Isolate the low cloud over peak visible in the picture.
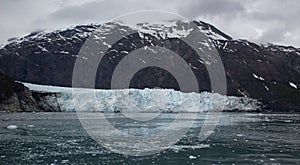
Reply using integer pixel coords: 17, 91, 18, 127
1, 0, 299, 47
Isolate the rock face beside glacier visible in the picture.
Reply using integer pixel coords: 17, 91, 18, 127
31, 91, 62, 112
0, 73, 39, 112
23, 83, 261, 112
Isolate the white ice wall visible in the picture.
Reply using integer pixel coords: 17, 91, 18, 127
23, 82, 261, 112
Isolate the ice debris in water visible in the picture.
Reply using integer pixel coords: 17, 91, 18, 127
189, 155, 197, 159
7, 125, 18, 129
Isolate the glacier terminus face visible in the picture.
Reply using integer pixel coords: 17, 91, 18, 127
23, 82, 261, 113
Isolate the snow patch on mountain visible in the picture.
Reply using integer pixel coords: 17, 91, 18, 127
253, 74, 265, 81
289, 82, 298, 89
114, 20, 194, 40
262, 43, 300, 54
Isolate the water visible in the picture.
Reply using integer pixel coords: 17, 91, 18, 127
0, 112, 300, 164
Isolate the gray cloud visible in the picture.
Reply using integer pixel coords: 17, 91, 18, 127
0, 0, 300, 47
179, 0, 245, 19
45, 0, 179, 22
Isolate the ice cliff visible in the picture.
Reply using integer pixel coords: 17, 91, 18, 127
23, 83, 261, 112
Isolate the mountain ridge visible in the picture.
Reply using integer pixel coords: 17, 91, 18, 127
0, 20, 299, 112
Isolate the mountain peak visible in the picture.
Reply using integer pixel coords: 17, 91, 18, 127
194, 21, 232, 40
1, 20, 233, 50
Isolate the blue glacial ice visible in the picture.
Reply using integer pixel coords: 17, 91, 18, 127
23, 82, 261, 112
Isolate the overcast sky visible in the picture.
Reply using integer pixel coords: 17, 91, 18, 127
1, 0, 299, 47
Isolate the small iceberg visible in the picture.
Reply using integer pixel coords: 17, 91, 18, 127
7, 125, 18, 129
189, 155, 197, 159
27, 125, 34, 128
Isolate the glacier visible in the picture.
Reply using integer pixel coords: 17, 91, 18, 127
23, 83, 261, 112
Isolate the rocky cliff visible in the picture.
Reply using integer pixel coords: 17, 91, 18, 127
0, 72, 61, 112
0, 72, 39, 112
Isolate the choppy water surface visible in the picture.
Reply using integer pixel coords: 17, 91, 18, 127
0, 112, 300, 164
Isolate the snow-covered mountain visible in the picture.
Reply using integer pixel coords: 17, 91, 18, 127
0, 20, 299, 112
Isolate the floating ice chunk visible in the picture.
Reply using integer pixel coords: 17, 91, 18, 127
61, 160, 69, 164
289, 82, 297, 89
189, 155, 197, 159
172, 144, 210, 151
7, 125, 18, 129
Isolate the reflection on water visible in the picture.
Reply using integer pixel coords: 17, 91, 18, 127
0, 112, 300, 164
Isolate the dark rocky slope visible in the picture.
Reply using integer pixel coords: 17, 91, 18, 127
0, 72, 39, 112
0, 72, 61, 112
